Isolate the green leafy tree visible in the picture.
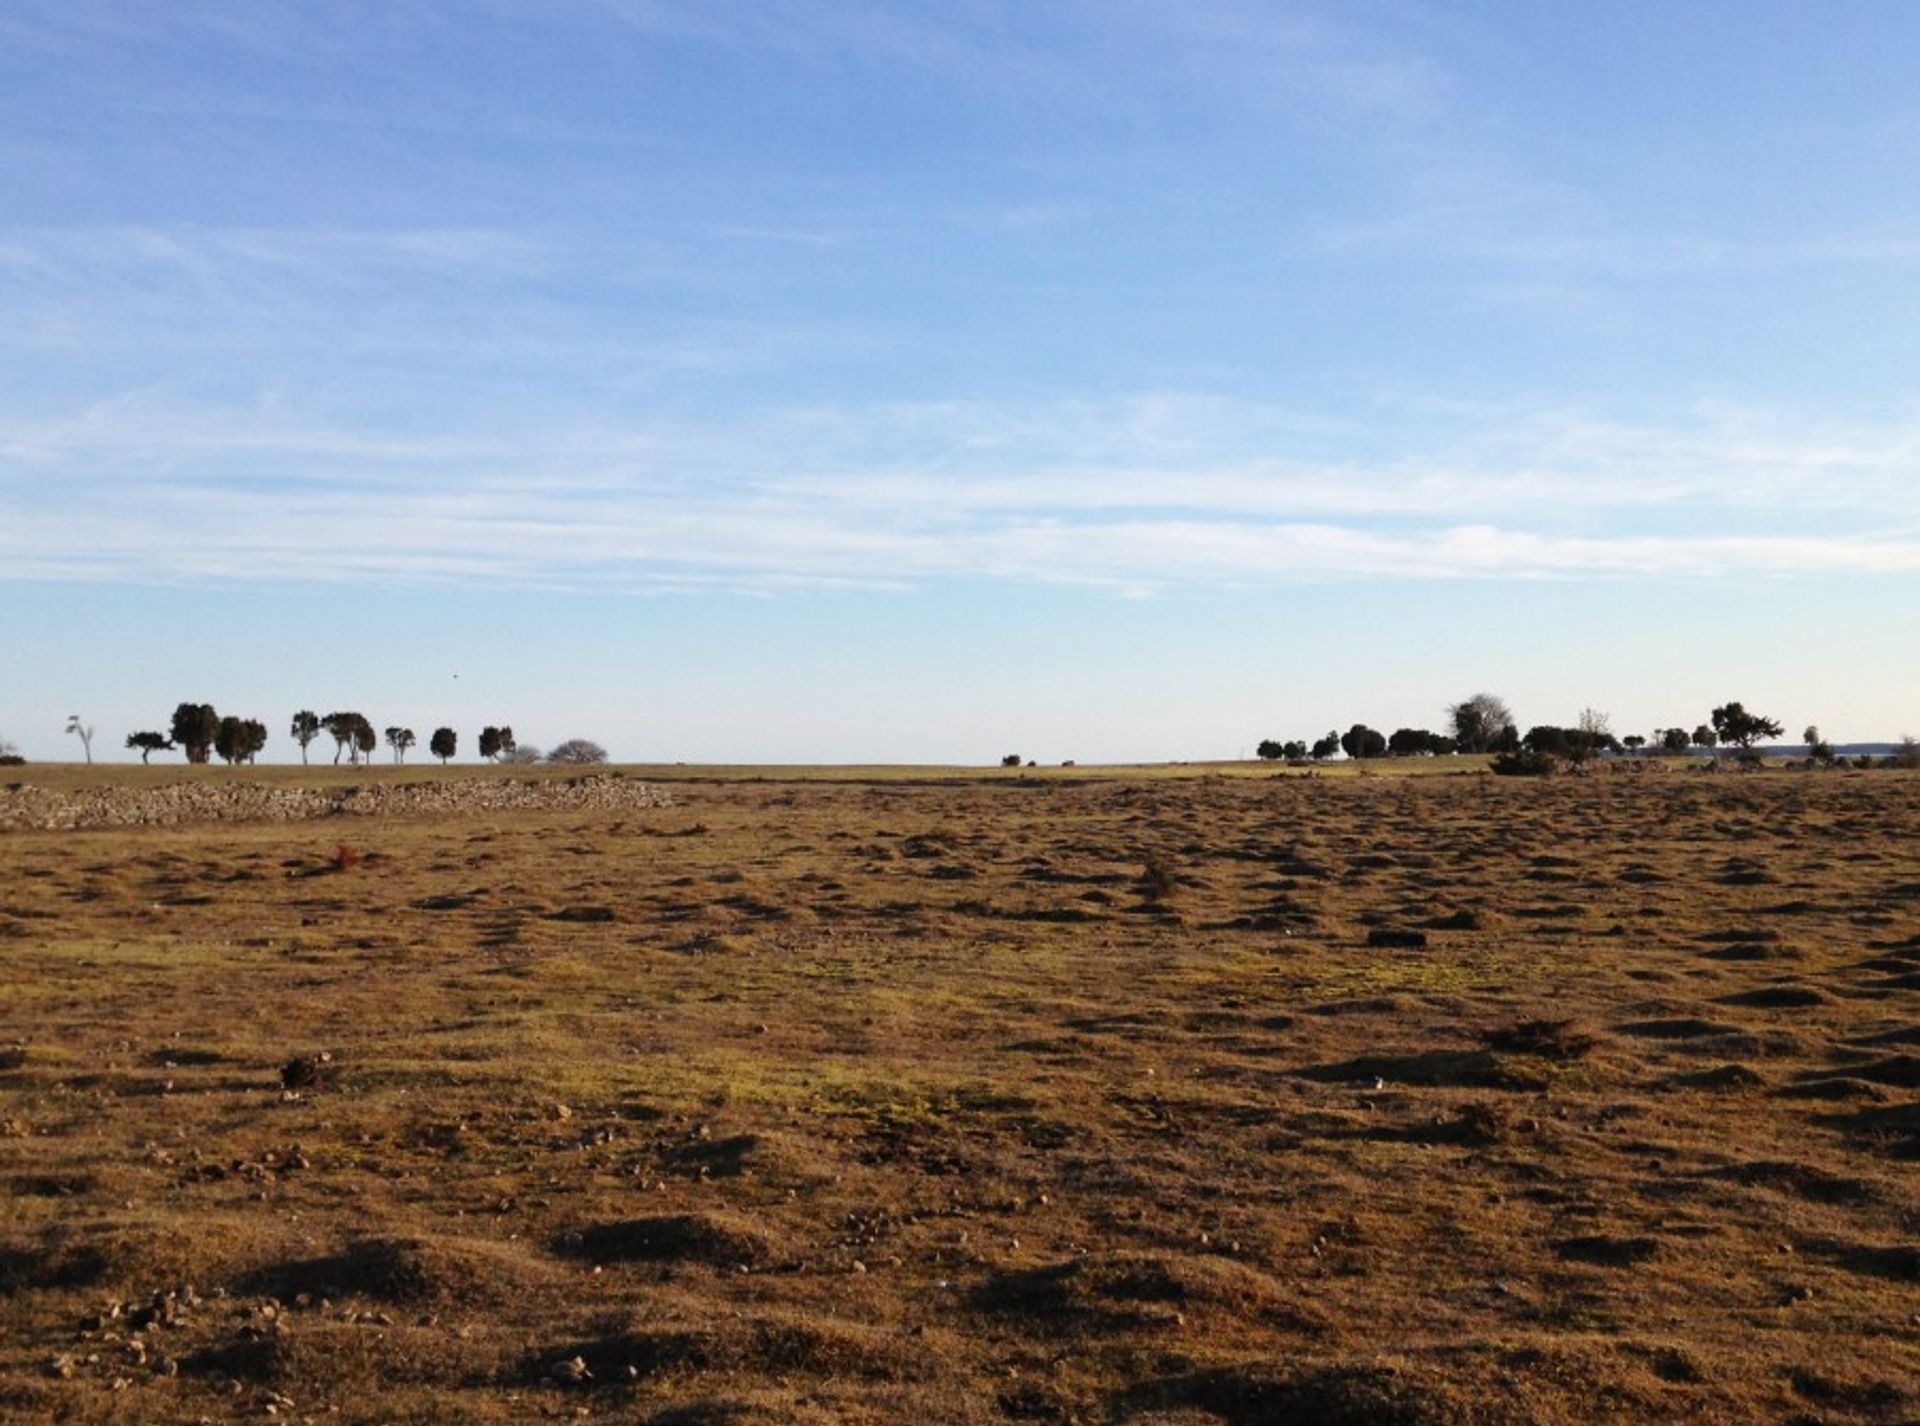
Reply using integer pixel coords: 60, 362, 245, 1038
213, 716, 263, 765
170, 703, 220, 764
322, 712, 354, 764
384, 726, 416, 764
1710, 701, 1783, 753
1692, 724, 1718, 752
1255, 739, 1285, 761
323, 711, 377, 765
430, 727, 457, 764
1310, 731, 1341, 760
290, 711, 321, 764
478, 725, 515, 762
1661, 727, 1693, 753
125, 731, 172, 763
1281, 740, 1307, 761
1523, 725, 1571, 757
1340, 724, 1386, 759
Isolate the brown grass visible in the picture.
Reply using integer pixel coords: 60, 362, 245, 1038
1, 769, 1917, 1423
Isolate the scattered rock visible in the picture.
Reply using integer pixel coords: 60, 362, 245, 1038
0, 775, 671, 832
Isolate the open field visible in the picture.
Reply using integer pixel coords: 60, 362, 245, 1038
2, 768, 1916, 1424
4, 756, 1502, 796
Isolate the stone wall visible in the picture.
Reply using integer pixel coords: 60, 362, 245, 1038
0, 775, 672, 832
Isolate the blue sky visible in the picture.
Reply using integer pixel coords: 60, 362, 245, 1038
5, 1, 1919, 762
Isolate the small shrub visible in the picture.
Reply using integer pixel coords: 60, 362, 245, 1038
1490, 747, 1558, 777
1001, 754, 1022, 768
1138, 854, 1178, 903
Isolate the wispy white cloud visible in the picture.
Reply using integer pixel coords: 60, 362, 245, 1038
7, 389, 1920, 590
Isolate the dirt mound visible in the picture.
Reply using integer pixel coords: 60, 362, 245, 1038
182, 1317, 483, 1388
642, 1398, 851, 1426
1481, 1019, 1596, 1060
1555, 1234, 1661, 1268
531, 1311, 913, 1386
557, 1212, 778, 1270
658, 1129, 838, 1187
1821, 1101, 1920, 1156
973, 1252, 1311, 1334
1615, 1017, 1732, 1040
1717, 985, 1828, 1009
1297, 1049, 1547, 1091
0, 1219, 247, 1297
234, 1234, 552, 1305
1667, 1063, 1767, 1091
1697, 1159, 1877, 1205
1122, 1361, 1506, 1426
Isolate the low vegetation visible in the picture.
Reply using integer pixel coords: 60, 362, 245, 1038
1, 766, 1916, 1422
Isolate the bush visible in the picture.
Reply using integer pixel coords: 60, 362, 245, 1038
547, 739, 608, 765
1001, 754, 1022, 768
1138, 854, 1178, 903
1491, 747, 1559, 777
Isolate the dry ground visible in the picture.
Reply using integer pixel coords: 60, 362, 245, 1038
1, 767, 1916, 1424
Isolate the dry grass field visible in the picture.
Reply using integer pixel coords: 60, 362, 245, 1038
2, 765, 1916, 1424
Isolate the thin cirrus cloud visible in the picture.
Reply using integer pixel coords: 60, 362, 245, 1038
7, 391, 1920, 590
9, 489, 1920, 591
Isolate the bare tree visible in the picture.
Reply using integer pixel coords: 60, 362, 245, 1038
65, 715, 95, 764
1448, 693, 1515, 754
1570, 707, 1612, 768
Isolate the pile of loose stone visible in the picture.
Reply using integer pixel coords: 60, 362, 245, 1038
0, 775, 672, 832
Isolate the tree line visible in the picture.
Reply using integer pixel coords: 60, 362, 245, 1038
1254, 693, 1851, 772
113, 704, 607, 766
